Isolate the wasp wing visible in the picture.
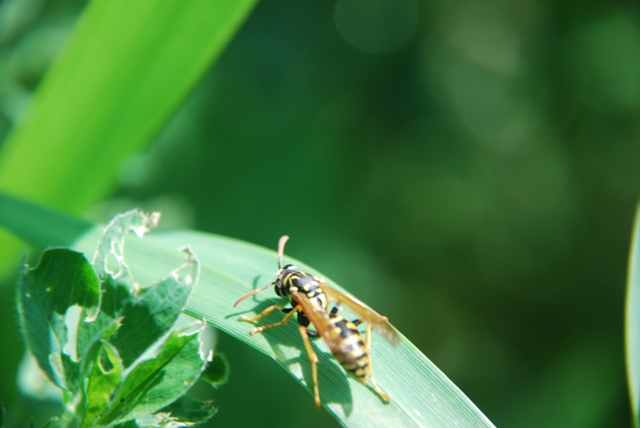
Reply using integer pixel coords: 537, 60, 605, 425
317, 279, 400, 347
290, 290, 346, 354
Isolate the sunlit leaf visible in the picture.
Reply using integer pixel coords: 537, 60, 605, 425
0, 0, 258, 274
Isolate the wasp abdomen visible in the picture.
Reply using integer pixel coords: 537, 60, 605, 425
329, 318, 369, 381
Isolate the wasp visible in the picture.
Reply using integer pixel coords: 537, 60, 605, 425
233, 235, 399, 408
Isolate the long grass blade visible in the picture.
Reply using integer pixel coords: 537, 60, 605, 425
0, 0, 257, 273
627, 204, 640, 427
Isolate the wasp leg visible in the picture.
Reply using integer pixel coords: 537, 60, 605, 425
364, 323, 391, 402
352, 319, 362, 326
330, 304, 342, 316
243, 305, 300, 335
299, 325, 321, 409
239, 304, 287, 323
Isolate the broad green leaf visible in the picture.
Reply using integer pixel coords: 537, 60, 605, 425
16, 249, 99, 391
99, 328, 207, 426
0, 0, 258, 273
627, 204, 640, 427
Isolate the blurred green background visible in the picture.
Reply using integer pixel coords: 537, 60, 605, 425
1, 0, 639, 426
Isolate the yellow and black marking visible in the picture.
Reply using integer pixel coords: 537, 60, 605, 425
327, 315, 368, 380
233, 235, 398, 408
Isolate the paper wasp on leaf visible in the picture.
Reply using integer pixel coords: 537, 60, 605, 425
233, 235, 399, 408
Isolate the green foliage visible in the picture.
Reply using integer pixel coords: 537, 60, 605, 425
15, 210, 217, 427
3, 196, 494, 427
17, 248, 100, 392
2, 1, 638, 426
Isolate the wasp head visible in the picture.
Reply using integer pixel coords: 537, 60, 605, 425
274, 264, 300, 297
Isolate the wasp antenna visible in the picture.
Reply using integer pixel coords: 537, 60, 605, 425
233, 282, 274, 307
278, 235, 290, 269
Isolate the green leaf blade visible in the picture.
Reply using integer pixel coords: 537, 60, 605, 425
73, 229, 496, 428
0, 193, 93, 249
0, 0, 257, 275
627, 204, 640, 427
0, 0, 257, 214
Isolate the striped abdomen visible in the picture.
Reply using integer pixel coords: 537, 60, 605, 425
327, 316, 369, 381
